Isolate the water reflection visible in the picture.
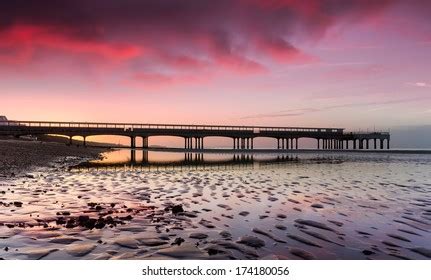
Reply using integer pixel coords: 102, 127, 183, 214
72, 148, 334, 171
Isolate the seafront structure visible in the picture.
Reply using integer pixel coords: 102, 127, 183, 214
0, 120, 390, 150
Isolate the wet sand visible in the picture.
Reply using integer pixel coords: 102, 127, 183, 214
1, 150, 430, 260
0, 139, 106, 178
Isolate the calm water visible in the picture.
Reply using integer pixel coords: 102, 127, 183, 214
1, 149, 430, 260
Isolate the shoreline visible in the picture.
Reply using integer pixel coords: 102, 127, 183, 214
2, 139, 430, 178
0, 139, 108, 178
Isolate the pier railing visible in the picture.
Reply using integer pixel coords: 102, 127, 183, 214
0, 120, 344, 133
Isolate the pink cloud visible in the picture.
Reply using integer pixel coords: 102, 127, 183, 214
0, 24, 142, 63
1, 0, 428, 88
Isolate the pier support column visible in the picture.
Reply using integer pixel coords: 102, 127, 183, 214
143, 137, 148, 148
295, 138, 298, 149
341, 140, 344, 150
353, 140, 357, 150
374, 139, 377, 149
142, 150, 148, 164
83, 136, 87, 147
69, 136, 73, 146
366, 139, 369, 149
130, 149, 136, 164
359, 139, 363, 149
387, 139, 390, 150
281, 139, 285, 150
317, 139, 320, 150
380, 139, 384, 149
130, 136, 136, 149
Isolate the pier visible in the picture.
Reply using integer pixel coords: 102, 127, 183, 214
0, 120, 390, 150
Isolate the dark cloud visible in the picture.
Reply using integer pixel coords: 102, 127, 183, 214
0, 0, 424, 75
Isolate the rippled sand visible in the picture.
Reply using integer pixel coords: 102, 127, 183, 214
1, 153, 431, 260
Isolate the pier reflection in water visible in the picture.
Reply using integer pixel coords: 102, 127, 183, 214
72, 149, 335, 171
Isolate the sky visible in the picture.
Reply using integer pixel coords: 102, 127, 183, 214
1, 0, 431, 138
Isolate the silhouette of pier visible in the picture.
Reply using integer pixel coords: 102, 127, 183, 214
0, 120, 390, 150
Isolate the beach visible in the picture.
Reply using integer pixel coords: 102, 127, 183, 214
1, 145, 430, 260
0, 139, 106, 178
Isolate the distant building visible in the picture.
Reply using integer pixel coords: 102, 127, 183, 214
0, 116, 7, 121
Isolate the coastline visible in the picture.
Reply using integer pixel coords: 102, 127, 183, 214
0, 139, 108, 178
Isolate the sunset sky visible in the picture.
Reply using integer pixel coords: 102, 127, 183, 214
1, 0, 431, 132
